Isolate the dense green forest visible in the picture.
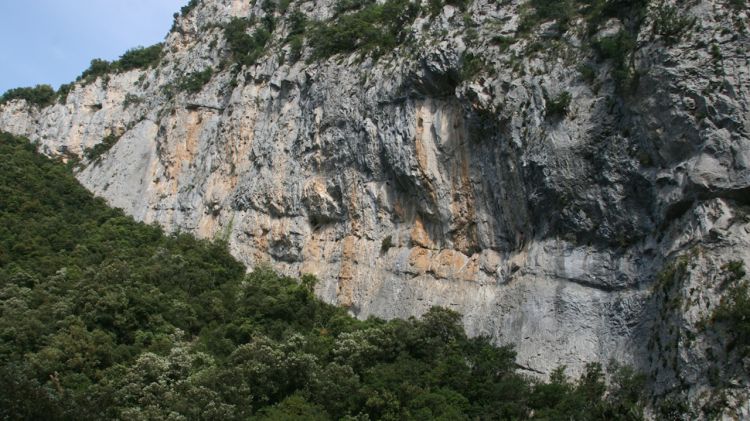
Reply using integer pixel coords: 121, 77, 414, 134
0, 131, 645, 419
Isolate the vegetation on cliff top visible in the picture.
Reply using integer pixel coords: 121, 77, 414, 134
0, 85, 57, 108
76, 44, 164, 85
0, 44, 164, 108
224, 17, 274, 67
0, 131, 646, 419
309, 0, 420, 59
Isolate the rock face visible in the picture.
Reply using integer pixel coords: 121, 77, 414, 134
2, 0, 749, 415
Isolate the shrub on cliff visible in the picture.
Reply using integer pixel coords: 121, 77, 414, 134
178, 68, 213, 93
78, 58, 114, 83
519, 0, 575, 33
712, 262, 750, 356
116, 44, 164, 71
652, 1, 696, 45
181, 0, 200, 16
0, 84, 57, 107
309, 0, 420, 59
83, 133, 120, 162
74, 44, 162, 86
224, 17, 273, 66
545, 90, 572, 117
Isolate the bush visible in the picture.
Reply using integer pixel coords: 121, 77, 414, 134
74, 44, 162, 87
727, 0, 747, 10
224, 18, 273, 66
334, 0, 376, 16
531, 0, 574, 22
578, 63, 597, 83
380, 235, 394, 253
117, 44, 163, 71
545, 91, 572, 117
652, 2, 696, 45
0, 85, 57, 107
57, 83, 74, 104
593, 30, 637, 92
78, 58, 113, 83
460, 52, 485, 81
446, 0, 470, 11
516, 0, 651, 39
286, 10, 307, 37
178, 68, 213, 93
713, 281, 750, 355
288, 36, 304, 62
309, 0, 420, 59
722, 260, 746, 284
519, 0, 575, 33
713, 262, 749, 356
581, 0, 650, 33
428, 0, 443, 16
83, 133, 120, 162
284, 10, 307, 62
122, 93, 142, 109
277, 0, 292, 14
491, 35, 514, 51
181, 0, 200, 16
512, 0, 650, 98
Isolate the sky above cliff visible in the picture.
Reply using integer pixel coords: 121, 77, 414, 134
0, 0, 185, 93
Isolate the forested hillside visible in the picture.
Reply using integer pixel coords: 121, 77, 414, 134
0, 131, 645, 419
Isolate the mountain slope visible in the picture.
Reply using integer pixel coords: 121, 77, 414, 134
1, 0, 749, 416
0, 130, 650, 420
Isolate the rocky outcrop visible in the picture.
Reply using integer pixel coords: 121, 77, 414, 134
2, 0, 749, 416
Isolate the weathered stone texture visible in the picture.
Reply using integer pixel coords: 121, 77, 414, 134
2, 0, 749, 416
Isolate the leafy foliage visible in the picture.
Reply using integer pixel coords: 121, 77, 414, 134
285, 10, 308, 62
593, 30, 638, 92
545, 90, 572, 118
519, 0, 576, 33
334, 0, 377, 16
75, 44, 162, 86
78, 58, 114, 84
460, 52, 486, 81
517, 0, 650, 40
722, 260, 746, 284
309, 0, 420, 59
380, 235, 394, 253
445, 0, 471, 11
580, 0, 650, 33
712, 261, 750, 356
181, 0, 200, 16
516, 0, 649, 93
56, 83, 74, 104
178, 68, 214, 93
0, 85, 57, 107
83, 134, 121, 162
224, 17, 273, 66
0, 131, 646, 419
652, 1, 696, 45
122, 93, 142, 109
287, 9, 308, 37
117, 44, 164, 71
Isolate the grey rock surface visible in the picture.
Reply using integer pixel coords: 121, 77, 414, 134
2, 0, 749, 416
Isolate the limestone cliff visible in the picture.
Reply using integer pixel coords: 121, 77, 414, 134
2, 0, 749, 416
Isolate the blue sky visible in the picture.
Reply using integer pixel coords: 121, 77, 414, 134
0, 0, 186, 93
